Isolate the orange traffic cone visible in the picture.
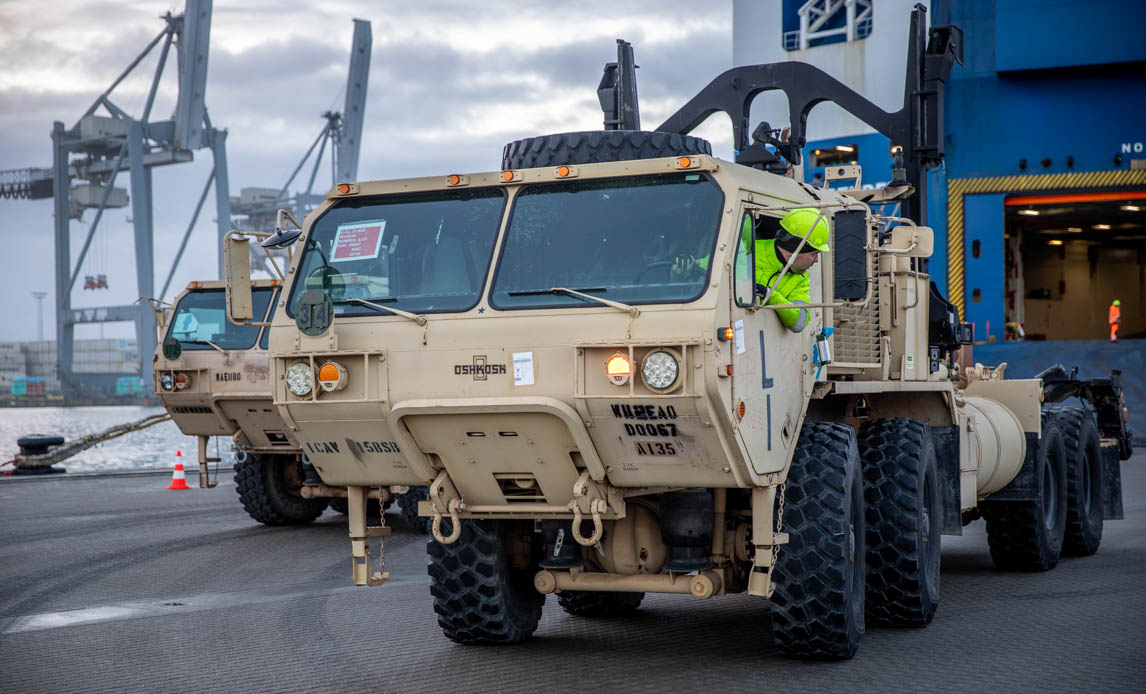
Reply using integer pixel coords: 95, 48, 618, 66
167, 451, 192, 490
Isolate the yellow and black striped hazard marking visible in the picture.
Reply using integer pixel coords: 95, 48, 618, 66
946, 169, 1146, 318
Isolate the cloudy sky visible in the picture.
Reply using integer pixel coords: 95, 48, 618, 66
0, 0, 734, 341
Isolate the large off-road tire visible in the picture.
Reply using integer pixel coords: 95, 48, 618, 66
233, 452, 328, 526
557, 590, 644, 617
1052, 406, 1104, 556
428, 519, 543, 644
771, 421, 865, 660
859, 418, 941, 627
396, 486, 429, 533
501, 130, 712, 169
981, 413, 1068, 571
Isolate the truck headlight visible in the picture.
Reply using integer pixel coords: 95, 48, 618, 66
160, 372, 174, 391
286, 362, 314, 397
641, 350, 679, 390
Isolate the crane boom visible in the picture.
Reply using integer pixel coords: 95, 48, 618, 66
336, 18, 372, 183
174, 0, 214, 150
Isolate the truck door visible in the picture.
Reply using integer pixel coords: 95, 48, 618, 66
729, 203, 813, 478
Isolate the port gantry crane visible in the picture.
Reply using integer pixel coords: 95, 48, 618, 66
0, 0, 228, 396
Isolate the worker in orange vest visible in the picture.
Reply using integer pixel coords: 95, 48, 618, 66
1109, 299, 1121, 342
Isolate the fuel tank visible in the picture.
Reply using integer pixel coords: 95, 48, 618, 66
960, 395, 1027, 496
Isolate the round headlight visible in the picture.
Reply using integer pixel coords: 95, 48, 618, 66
641, 350, 679, 390
285, 362, 314, 397
160, 372, 174, 391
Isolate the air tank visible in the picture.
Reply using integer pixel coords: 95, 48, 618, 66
960, 396, 1028, 496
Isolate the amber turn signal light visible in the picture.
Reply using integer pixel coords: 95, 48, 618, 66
605, 353, 631, 386
317, 361, 347, 392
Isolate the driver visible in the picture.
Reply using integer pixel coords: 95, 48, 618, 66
755, 208, 830, 333
672, 208, 829, 333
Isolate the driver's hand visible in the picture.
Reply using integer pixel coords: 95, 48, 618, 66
670, 255, 697, 282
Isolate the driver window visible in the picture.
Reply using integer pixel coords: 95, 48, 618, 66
735, 212, 786, 307
734, 213, 754, 307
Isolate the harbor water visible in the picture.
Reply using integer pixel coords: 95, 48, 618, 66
1, 406, 227, 472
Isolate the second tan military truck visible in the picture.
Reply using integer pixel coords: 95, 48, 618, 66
154, 278, 425, 527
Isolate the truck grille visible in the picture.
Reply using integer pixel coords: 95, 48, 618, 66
495, 473, 546, 503
833, 284, 881, 365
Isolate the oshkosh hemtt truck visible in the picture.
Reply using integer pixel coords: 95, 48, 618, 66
154, 279, 424, 527
223, 9, 1131, 659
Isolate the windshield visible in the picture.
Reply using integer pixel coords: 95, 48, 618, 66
287, 188, 506, 317
490, 173, 723, 309
166, 288, 273, 350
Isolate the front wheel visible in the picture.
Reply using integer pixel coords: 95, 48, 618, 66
771, 421, 865, 660
428, 519, 543, 644
234, 453, 328, 526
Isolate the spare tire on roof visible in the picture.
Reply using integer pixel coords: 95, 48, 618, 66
501, 130, 712, 170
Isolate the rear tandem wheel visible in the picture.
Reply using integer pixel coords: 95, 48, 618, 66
859, 418, 942, 627
981, 412, 1068, 571
1051, 406, 1104, 556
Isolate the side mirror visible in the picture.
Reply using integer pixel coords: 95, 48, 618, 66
224, 232, 254, 323
833, 210, 869, 302
263, 208, 304, 249
262, 227, 302, 249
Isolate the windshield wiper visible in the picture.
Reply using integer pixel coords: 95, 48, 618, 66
182, 339, 227, 355
509, 287, 639, 318
509, 286, 608, 296
335, 297, 427, 326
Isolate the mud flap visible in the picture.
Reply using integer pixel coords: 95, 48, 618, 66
1101, 441, 1124, 521
985, 432, 1040, 502
932, 426, 962, 534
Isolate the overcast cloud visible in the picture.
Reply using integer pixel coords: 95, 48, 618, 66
0, 0, 733, 341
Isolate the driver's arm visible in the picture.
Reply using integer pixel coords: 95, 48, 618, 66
758, 274, 811, 333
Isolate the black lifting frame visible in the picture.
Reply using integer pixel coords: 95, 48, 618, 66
655, 4, 962, 228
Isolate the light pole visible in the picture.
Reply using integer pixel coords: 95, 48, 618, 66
32, 291, 47, 342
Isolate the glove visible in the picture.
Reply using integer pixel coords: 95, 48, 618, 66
670, 255, 699, 282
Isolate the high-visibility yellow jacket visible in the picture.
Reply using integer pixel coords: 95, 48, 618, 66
754, 238, 811, 332
698, 216, 812, 332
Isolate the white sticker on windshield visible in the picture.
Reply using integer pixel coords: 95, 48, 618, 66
513, 352, 535, 386
734, 320, 746, 355
330, 219, 386, 263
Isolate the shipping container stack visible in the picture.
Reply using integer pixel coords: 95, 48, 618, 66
17, 339, 140, 395
0, 341, 28, 393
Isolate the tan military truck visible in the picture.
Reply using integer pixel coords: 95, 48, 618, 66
223, 8, 1131, 659
154, 279, 424, 527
